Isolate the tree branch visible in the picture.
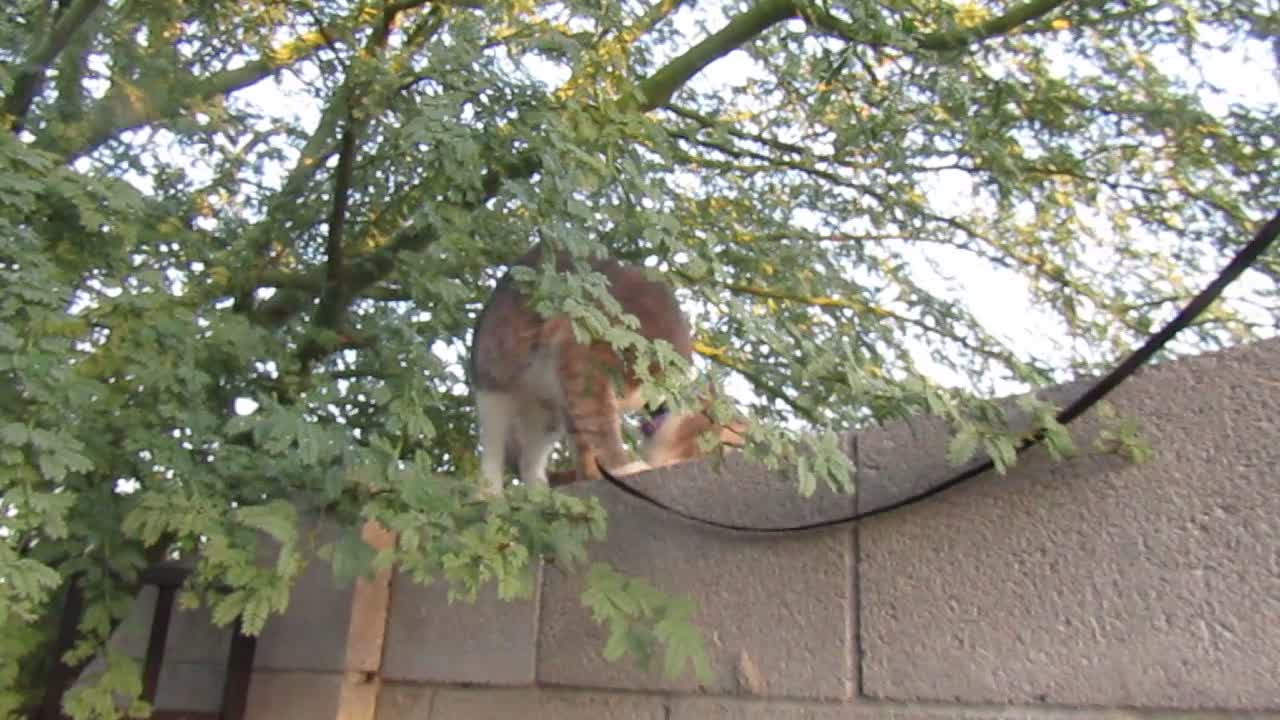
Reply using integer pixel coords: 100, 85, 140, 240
237, 1, 434, 324
694, 339, 821, 424
920, 0, 1071, 51
252, 0, 795, 333
51, 25, 337, 159
635, 0, 797, 109
3, 0, 103, 132
715, 279, 1026, 367
805, 0, 1071, 53
624, 0, 693, 41
312, 120, 358, 336
299, 2, 419, 364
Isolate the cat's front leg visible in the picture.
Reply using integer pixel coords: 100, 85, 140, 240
559, 347, 637, 481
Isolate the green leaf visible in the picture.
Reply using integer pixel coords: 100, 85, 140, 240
234, 501, 298, 545
602, 624, 629, 661
0, 422, 28, 446
947, 426, 980, 466
982, 436, 1019, 474
329, 526, 378, 583
795, 454, 816, 498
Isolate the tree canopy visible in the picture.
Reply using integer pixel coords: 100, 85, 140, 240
1, 0, 1276, 716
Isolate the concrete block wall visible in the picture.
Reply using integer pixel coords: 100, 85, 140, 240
133, 337, 1280, 718
76, 584, 233, 713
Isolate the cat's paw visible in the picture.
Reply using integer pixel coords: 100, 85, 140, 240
475, 480, 505, 500
607, 460, 652, 476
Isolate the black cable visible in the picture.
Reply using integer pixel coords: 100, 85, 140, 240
600, 211, 1280, 534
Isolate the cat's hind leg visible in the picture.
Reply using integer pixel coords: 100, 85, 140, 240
476, 390, 517, 496
514, 398, 561, 488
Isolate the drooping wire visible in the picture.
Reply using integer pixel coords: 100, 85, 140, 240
599, 211, 1280, 534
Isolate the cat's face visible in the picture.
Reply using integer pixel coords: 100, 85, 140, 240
638, 401, 748, 468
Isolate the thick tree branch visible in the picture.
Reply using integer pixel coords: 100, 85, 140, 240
312, 120, 358, 336
51, 18, 95, 126
231, 89, 346, 313
920, 0, 1071, 50
635, 0, 797, 109
51, 26, 337, 159
298, 3, 420, 363
805, 0, 1071, 52
3, 0, 103, 132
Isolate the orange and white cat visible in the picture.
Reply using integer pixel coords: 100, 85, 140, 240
468, 245, 745, 494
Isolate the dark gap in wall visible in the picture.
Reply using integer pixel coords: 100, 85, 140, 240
850, 431, 865, 699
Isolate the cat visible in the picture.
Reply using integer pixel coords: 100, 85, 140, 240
468, 244, 745, 495
638, 390, 747, 469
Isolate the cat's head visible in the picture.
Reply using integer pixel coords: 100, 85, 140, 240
638, 392, 748, 468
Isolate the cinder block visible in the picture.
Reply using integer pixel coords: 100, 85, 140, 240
162, 603, 233, 665
670, 697, 1142, 719
76, 586, 158, 682
153, 662, 225, 712
858, 338, 1280, 709
253, 555, 357, 671
112, 585, 159, 658
243, 671, 342, 720
374, 683, 433, 719
670, 697, 856, 720
380, 565, 541, 685
254, 518, 392, 673
538, 453, 855, 699
244, 670, 377, 720
377, 685, 666, 720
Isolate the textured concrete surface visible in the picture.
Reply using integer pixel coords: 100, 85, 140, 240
600, 450, 858, 528
375, 690, 1280, 720
669, 696, 1276, 719
253, 518, 362, 672
109, 585, 158, 658
243, 671, 340, 720
670, 697, 1107, 719
153, 662, 225, 712
853, 379, 1092, 516
161, 603, 233, 664
858, 338, 1280, 709
77, 584, 232, 708
378, 684, 666, 720
380, 565, 541, 685
242, 671, 358, 720
148, 601, 232, 711
253, 560, 358, 671
122, 338, 1280, 716
242, 670, 378, 720
75, 586, 156, 685
538, 458, 856, 699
